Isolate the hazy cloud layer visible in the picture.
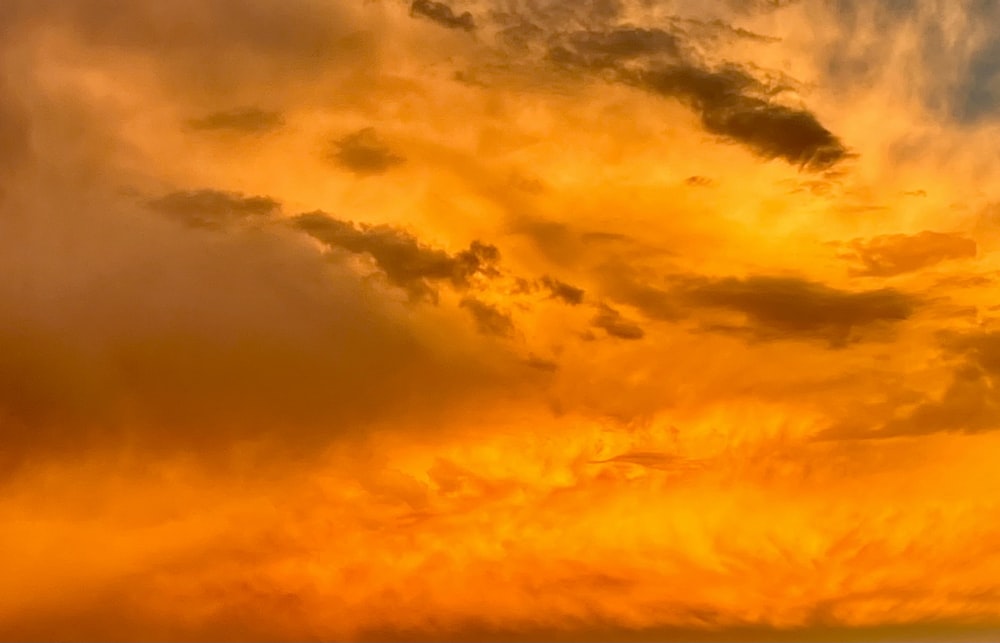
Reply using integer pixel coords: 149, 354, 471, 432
839, 231, 977, 277
147, 190, 281, 228
187, 107, 284, 133
827, 331, 1000, 440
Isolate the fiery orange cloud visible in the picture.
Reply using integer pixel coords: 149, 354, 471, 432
2, 0, 1000, 641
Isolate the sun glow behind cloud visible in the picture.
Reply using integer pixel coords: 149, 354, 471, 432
3, 0, 1000, 640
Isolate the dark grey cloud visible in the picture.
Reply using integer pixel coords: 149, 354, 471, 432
291, 211, 500, 303
838, 231, 977, 277
603, 268, 915, 346
147, 190, 281, 228
461, 298, 515, 337
631, 65, 847, 170
514, 12, 848, 172
540, 276, 585, 305
410, 0, 475, 31
329, 128, 404, 175
188, 107, 284, 133
672, 275, 915, 346
592, 303, 645, 340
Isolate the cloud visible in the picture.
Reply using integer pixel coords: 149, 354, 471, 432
954, 36, 1000, 123
838, 231, 977, 277
537, 20, 846, 172
187, 107, 284, 133
672, 275, 916, 346
540, 276, 585, 305
461, 298, 515, 337
523, 355, 558, 371
3, 0, 365, 101
8, 0, 1000, 639
147, 190, 281, 228
591, 303, 645, 340
0, 194, 534, 469
328, 128, 404, 175
601, 268, 680, 322
291, 211, 500, 303
410, 0, 475, 32
550, 28, 681, 68
832, 331, 1000, 440
601, 269, 915, 347
631, 64, 847, 170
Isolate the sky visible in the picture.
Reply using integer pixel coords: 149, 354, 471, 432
2, 0, 1000, 640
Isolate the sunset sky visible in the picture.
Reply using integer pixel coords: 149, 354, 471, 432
3, 0, 1000, 640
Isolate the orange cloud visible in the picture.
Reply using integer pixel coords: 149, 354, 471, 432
3, 0, 1000, 640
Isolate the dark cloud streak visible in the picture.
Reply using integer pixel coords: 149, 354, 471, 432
592, 303, 645, 340
632, 65, 847, 170
410, 0, 475, 31
461, 298, 515, 337
188, 107, 284, 133
329, 128, 404, 175
147, 190, 281, 228
291, 211, 500, 303
673, 275, 915, 346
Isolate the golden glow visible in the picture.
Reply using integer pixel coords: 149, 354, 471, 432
3, 0, 1000, 640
